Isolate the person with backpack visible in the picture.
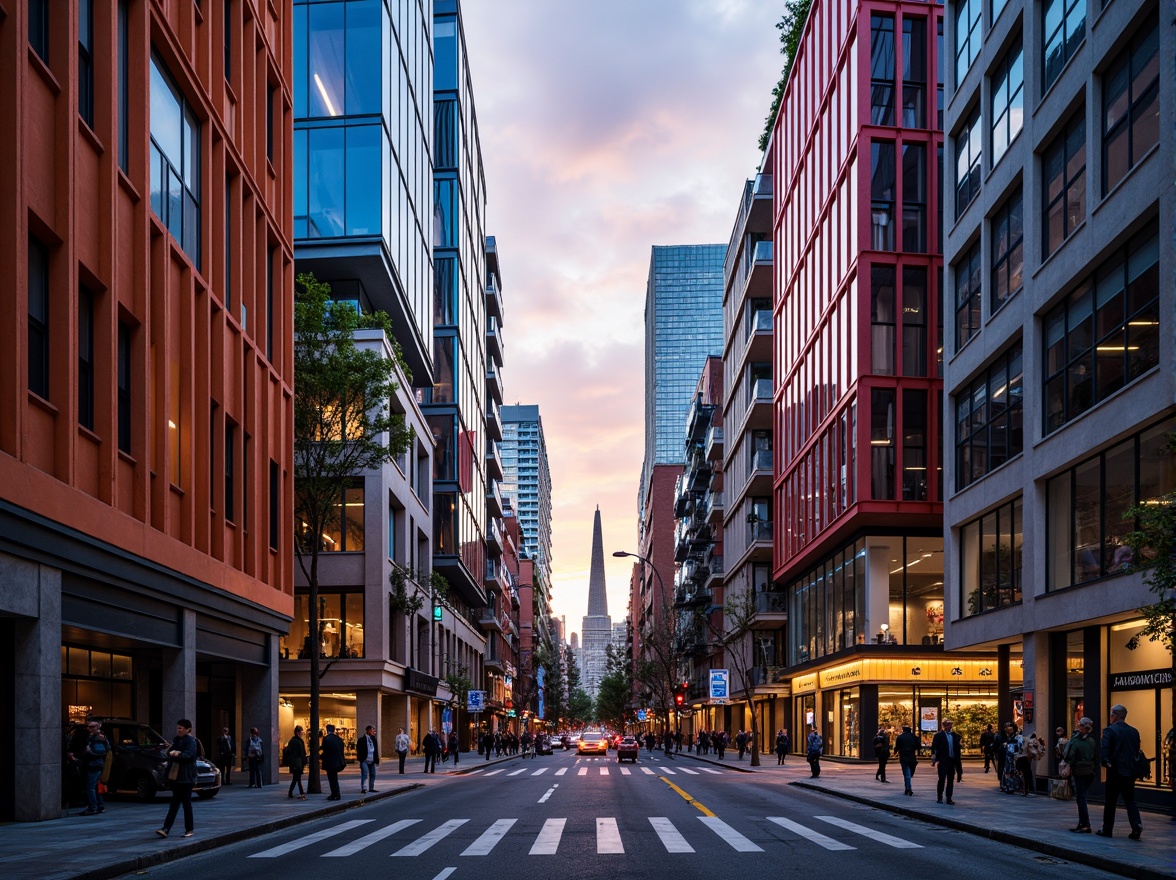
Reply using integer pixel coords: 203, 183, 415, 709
872, 726, 891, 782
284, 726, 307, 799
1097, 704, 1143, 840
805, 726, 824, 777
77, 720, 109, 815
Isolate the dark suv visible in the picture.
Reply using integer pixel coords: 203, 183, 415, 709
65, 718, 222, 802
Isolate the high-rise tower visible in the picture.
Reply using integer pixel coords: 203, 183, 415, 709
581, 507, 612, 697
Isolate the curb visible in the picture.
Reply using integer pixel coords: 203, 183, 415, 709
65, 782, 424, 880
790, 781, 1171, 880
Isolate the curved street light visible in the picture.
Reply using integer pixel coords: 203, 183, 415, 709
612, 550, 666, 597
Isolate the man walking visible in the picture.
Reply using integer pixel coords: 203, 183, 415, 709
321, 723, 345, 800
448, 731, 460, 764
805, 727, 823, 777
357, 724, 379, 793
395, 727, 410, 774
872, 726, 891, 782
931, 719, 963, 804
245, 727, 264, 788
78, 720, 109, 815
215, 727, 235, 785
1097, 704, 1143, 839
157, 719, 198, 838
894, 723, 920, 795
422, 728, 440, 773
979, 723, 996, 773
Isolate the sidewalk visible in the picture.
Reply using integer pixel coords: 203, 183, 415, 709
677, 749, 1175, 880
0, 752, 502, 880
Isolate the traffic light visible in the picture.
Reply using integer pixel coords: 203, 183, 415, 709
433, 602, 443, 621
674, 691, 685, 708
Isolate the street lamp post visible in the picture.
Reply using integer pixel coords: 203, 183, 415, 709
612, 549, 665, 597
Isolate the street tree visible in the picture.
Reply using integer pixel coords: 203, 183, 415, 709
293, 273, 412, 793
595, 644, 631, 731
632, 598, 690, 735
701, 586, 765, 766
567, 688, 594, 727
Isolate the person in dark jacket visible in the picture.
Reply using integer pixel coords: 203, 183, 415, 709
872, 726, 891, 782
1097, 704, 1143, 839
356, 724, 379, 793
78, 720, 109, 815
775, 729, 790, 765
979, 724, 996, 773
422, 728, 441, 772
448, 731, 460, 765
285, 726, 307, 799
215, 727, 235, 785
930, 719, 963, 804
805, 727, 823, 777
481, 730, 494, 761
320, 724, 346, 800
1063, 716, 1097, 833
893, 724, 920, 795
157, 719, 198, 838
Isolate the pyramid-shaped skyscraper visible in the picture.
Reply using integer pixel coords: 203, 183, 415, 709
581, 507, 612, 698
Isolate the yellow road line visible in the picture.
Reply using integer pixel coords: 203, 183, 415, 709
660, 776, 715, 817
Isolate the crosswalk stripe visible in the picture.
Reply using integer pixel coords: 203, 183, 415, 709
597, 817, 624, 854
322, 820, 422, 857
650, 817, 694, 853
391, 819, 468, 857
484, 769, 505, 776
620, 767, 632, 775
578, 767, 588, 776
555, 767, 568, 776
249, 819, 375, 858
814, 816, 922, 848
530, 818, 566, 855
600, 767, 609, 775
660, 767, 677, 775
464, 768, 484, 774
508, 768, 528, 776
766, 816, 855, 851
461, 818, 516, 856
641, 767, 656, 775
531, 767, 548, 776
678, 768, 700, 775
699, 816, 764, 852
698, 768, 722, 774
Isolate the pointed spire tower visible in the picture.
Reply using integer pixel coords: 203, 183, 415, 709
581, 505, 614, 698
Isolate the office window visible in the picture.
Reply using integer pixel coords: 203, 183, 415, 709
1103, 21, 1159, 194
991, 37, 1023, 165
1042, 110, 1085, 257
266, 245, 275, 361
902, 143, 926, 252
871, 265, 896, 375
992, 0, 1009, 22
149, 55, 201, 266
78, 0, 95, 127
870, 15, 896, 125
1042, 225, 1159, 434
955, 105, 981, 217
78, 285, 95, 430
29, 0, 49, 63
954, 241, 981, 350
224, 179, 232, 309
871, 141, 896, 251
902, 17, 926, 128
224, 0, 232, 81
871, 388, 896, 500
960, 497, 1022, 616
118, 1, 129, 173
954, 0, 981, 86
936, 20, 944, 129
991, 186, 1023, 310
955, 343, 1023, 490
902, 389, 928, 501
269, 459, 279, 551
902, 267, 927, 377
299, 483, 366, 552
117, 323, 132, 454
225, 422, 236, 522
266, 83, 275, 162
1043, 0, 1085, 92
28, 236, 50, 400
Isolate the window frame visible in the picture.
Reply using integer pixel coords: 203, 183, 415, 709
959, 496, 1022, 616
28, 236, 50, 401
953, 239, 981, 351
1102, 21, 1160, 195
149, 53, 202, 268
78, 284, 95, 431
1042, 0, 1086, 93
955, 342, 1023, 491
954, 104, 981, 218
990, 35, 1023, 166
1041, 110, 1086, 257
990, 185, 1023, 312
953, 0, 981, 88
78, 0, 95, 128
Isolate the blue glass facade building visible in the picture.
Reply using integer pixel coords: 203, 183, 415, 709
501, 405, 553, 591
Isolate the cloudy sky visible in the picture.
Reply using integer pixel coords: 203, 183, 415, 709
461, 1, 783, 638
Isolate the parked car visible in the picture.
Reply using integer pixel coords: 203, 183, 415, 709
616, 736, 640, 763
65, 718, 222, 802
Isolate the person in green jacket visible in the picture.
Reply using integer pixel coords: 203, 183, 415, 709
1063, 717, 1098, 833
285, 726, 308, 799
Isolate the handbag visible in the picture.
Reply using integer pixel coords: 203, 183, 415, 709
167, 761, 180, 781
1050, 777, 1073, 800
1057, 758, 1071, 778
1133, 750, 1152, 780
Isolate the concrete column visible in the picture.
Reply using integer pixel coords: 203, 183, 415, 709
11, 562, 61, 821
241, 633, 279, 784
161, 608, 196, 732
355, 689, 381, 754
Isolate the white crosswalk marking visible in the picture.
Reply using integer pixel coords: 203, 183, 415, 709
600, 767, 610, 775
814, 816, 922, 848
530, 818, 566, 855
597, 817, 624, 853
678, 768, 700, 775
660, 767, 677, 775
322, 820, 421, 857
555, 767, 568, 776
461, 818, 517, 856
620, 767, 632, 775
650, 817, 694, 853
249, 820, 375, 858
484, 769, 505, 776
699, 817, 764, 852
508, 768, 528, 776
766, 816, 855, 851
391, 819, 468, 857
698, 768, 722, 774
464, 768, 483, 774
531, 767, 548, 776
578, 767, 588, 776
641, 767, 656, 775
430, 869, 456, 880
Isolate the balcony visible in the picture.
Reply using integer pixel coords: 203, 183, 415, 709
747, 520, 772, 544
705, 424, 723, 461
486, 361, 503, 406
674, 519, 692, 562
486, 518, 503, 554
751, 377, 773, 402
705, 491, 724, 524
686, 395, 716, 443
674, 474, 692, 517
486, 480, 503, 518
485, 557, 507, 593
486, 405, 503, 441
478, 605, 505, 632
485, 274, 503, 321
676, 586, 712, 607
704, 555, 723, 588
485, 438, 503, 481
486, 315, 504, 367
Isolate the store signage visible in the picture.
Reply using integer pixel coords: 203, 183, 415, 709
793, 674, 817, 693
637, 709, 647, 722
467, 690, 485, 712
407, 667, 439, 696
710, 669, 730, 700
819, 661, 863, 688
1109, 668, 1173, 691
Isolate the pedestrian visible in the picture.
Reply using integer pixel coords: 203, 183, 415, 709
736, 729, 748, 760
448, 731, 460, 764
805, 726, 823, 777
245, 727, 264, 788
321, 723, 345, 800
775, 728, 789, 765
663, 730, 675, 758
979, 723, 995, 773
1054, 725, 1069, 761
992, 722, 1010, 783
1026, 730, 1046, 795
422, 728, 440, 772
893, 723, 920, 795
156, 719, 197, 839
930, 719, 963, 804
481, 730, 494, 761
215, 727, 235, 786
284, 725, 307, 799
872, 726, 891, 782
77, 720, 109, 815
395, 727, 410, 774
1097, 704, 1143, 840
716, 730, 728, 760
1063, 717, 1096, 833
675, 729, 683, 752
1000, 722, 1029, 795
357, 724, 379, 793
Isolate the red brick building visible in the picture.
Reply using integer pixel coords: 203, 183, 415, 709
0, 0, 293, 819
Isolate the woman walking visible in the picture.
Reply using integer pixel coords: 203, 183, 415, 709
873, 726, 891, 782
1063, 717, 1097, 833
285, 725, 307, 799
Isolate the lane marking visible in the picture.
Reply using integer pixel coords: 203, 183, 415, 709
530, 818, 566, 855
322, 819, 421, 857
431, 870, 456, 880
765, 816, 855, 851
660, 777, 715, 817
391, 819, 468, 857
508, 768, 528, 776
461, 818, 516, 856
484, 769, 505, 776
650, 816, 694, 853
578, 767, 588, 776
600, 767, 610, 776
814, 816, 923, 848
531, 767, 548, 776
698, 768, 722, 774
538, 784, 558, 804
660, 767, 677, 775
555, 767, 568, 776
597, 817, 624, 853
641, 767, 656, 775
699, 816, 764, 852
464, 768, 484, 775
678, 768, 700, 775
249, 819, 375, 858
620, 767, 632, 775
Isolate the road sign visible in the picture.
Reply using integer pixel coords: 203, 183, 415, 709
709, 669, 729, 701
636, 709, 647, 722
441, 707, 452, 734
467, 690, 485, 712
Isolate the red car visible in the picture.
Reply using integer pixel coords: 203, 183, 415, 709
616, 736, 640, 763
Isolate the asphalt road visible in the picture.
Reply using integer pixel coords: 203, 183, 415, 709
122, 748, 1119, 880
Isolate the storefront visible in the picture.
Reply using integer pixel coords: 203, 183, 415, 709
1107, 619, 1173, 790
